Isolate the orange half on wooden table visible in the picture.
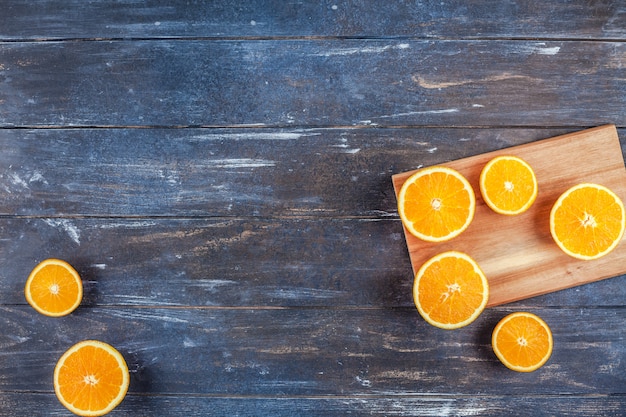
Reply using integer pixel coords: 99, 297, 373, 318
54, 340, 130, 416
492, 312, 553, 372
24, 258, 83, 317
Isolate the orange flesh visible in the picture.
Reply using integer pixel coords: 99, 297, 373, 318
493, 313, 552, 371
417, 256, 485, 325
26, 262, 82, 316
481, 157, 537, 214
552, 185, 625, 259
402, 170, 473, 240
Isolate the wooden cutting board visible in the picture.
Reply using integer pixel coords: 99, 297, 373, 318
392, 125, 626, 307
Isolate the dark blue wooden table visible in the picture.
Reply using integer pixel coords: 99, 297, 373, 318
1, 1, 625, 415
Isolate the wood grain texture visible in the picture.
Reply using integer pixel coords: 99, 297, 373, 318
393, 125, 626, 306
1, 40, 625, 127
0, 127, 624, 217
1, 217, 625, 309
1, 0, 624, 40
0, 306, 623, 396
2, 393, 625, 417
1, 1, 625, 415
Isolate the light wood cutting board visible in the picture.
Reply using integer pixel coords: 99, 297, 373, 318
392, 125, 626, 307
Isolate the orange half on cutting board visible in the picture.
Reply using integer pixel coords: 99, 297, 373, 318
550, 183, 625, 260
479, 155, 538, 215
413, 251, 489, 329
397, 166, 476, 242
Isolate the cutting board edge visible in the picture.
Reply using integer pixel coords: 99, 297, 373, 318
391, 124, 619, 188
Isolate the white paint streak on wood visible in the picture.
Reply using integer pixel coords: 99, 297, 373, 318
258, 379, 318, 389
265, 287, 345, 300
258, 345, 320, 354
331, 142, 361, 154
99, 221, 158, 229
224, 360, 270, 376
28, 171, 48, 184
105, 309, 189, 323
186, 279, 237, 291
110, 295, 181, 306
517, 43, 561, 55
43, 219, 81, 245
376, 370, 442, 382
0, 334, 31, 349
183, 337, 199, 348
355, 375, 372, 387
8, 173, 29, 189
189, 131, 321, 141
313, 43, 410, 57
378, 109, 459, 117
207, 158, 276, 168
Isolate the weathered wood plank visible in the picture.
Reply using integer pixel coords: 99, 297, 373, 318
1, 40, 624, 127
0, 217, 409, 308
1, 217, 625, 309
0, 306, 623, 395
1, 127, 623, 217
1, 0, 624, 41
1, 392, 625, 417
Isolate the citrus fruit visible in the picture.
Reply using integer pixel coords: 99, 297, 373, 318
54, 340, 130, 417
413, 251, 489, 329
398, 166, 476, 242
550, 183, 625, 260
24, 258, 83, 317
492, 312, 553, 372
479, 155, 538, 215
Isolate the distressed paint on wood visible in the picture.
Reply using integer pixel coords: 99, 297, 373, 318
0, 1, 625, 415
0, 127, 624, 217
1, 40, 625, 127
1, 0, 624, 41
1, 393, 625, 417
1, 218, 625, 309
0, 306, 623, 396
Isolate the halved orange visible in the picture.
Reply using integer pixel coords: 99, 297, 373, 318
413, 251, 489, 329
398, 166, 476, 242
25, 258, 83, 317
492, 312, 553, 372
54, 340, 130, 417
479, 155, 538, 215
550, 183, 625, 260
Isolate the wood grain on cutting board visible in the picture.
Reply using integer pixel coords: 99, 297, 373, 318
392, 125, 626, 307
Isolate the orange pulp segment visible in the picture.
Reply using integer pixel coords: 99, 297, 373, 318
398, 166, 476, 242
413, 251, 489, 329
479, 155, 538, 215
54, 340, 130, 417
492, 312, 553, 372
550, 183, 625, 260
25, 258, 83, 317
